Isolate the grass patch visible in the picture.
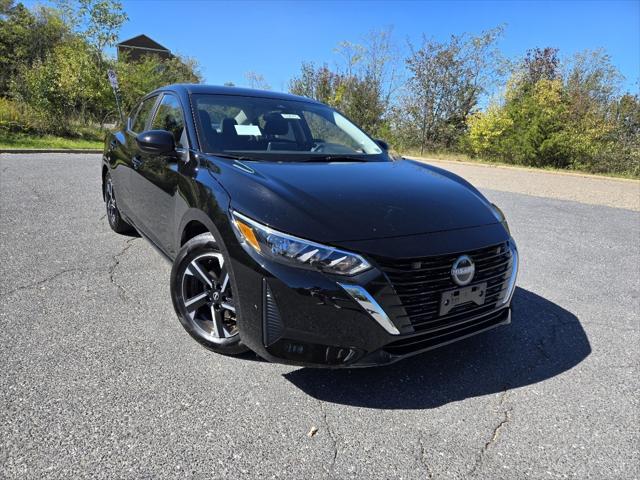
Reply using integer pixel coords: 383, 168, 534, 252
0, 132, 103, 150
400, 149, 640, 180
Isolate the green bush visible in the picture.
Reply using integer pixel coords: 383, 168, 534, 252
0, 97, 55, 134
1, 1, 201, 142
466, 75, 640, 177
0, 97, 104, 139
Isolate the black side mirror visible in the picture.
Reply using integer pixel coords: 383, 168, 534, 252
375, 139, 389, 151
136, 130, 175, 154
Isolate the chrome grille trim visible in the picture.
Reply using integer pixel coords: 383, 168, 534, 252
374, 241, 516, 333
338, 283, 401, 335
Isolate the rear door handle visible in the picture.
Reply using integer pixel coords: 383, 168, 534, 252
132, 155, 144, 169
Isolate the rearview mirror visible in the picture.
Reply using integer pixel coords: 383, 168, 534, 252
375, 139, 389, 151
136, 130, 175, 154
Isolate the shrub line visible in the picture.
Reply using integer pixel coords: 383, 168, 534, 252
408, 155, 640, 182
0, 148, 102, 154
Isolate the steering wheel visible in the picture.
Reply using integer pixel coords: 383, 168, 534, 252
311, 142, 325, 153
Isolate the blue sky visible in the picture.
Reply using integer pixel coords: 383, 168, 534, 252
29, 0, 640, 92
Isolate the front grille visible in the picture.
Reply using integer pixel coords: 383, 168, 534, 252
373, 242, 513, 334
384, 307, 509, 356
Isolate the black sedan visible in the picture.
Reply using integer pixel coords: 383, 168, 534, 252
102, 84, 518, 367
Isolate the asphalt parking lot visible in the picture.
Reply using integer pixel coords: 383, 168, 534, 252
1, 153, 638, 479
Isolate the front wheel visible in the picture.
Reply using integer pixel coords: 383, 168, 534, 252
170, 232, 248, 355
104, 172, 135, 235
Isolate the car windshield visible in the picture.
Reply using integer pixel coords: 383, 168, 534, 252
192, 93, 384, 161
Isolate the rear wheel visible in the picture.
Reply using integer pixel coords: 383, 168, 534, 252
104, 172, 135, 235
170, 232, 248, 355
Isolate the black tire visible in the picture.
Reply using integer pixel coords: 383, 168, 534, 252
170, 232, 248, 355
104, 172, 135, 235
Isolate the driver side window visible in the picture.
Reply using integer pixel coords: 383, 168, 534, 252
151, 94, 186, 147
131, 96, 157, 133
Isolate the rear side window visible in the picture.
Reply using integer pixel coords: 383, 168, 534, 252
131, 96, 157, 133
151, 94, 186, 146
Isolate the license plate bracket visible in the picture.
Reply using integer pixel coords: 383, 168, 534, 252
439, 282, 487, 316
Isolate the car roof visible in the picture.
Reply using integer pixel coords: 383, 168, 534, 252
152, 84, 322, 104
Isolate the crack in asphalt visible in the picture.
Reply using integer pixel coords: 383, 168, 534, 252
12, 173, 42, 200
484, 408, 512, 450
417, 435, 434, 479
535, 336, 552, 361
604, 363, 638, 370
1, 239, 140, 302
0, 268, 84, 299
108, 238, 139, 305
468, 388, 513, 477
317, 399, 339, 478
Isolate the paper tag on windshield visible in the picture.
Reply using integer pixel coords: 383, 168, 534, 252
281, 113, 301, 120
234, 125, 262, 136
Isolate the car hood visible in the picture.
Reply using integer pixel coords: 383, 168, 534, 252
207, 157, 500, 243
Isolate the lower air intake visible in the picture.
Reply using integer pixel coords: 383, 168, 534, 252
263, 280, 283, 347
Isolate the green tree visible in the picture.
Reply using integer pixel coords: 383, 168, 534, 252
468, 76, 599, 168
289, 62, 343, 105
115, 53, 202, 113
12, 36, 110, 132
467, 47, 637, 176
289, 28, 398, 137
614, 94, 640, 148
0, 2, 70, 95
522, 47, 560, 84
55, 0, 127, 55
398, 26, 504, 153
1, 0, 202, 137
609, 93, 640, 175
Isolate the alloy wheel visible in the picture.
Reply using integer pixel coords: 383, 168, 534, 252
105, 177, 118, 225
180, 252, 238, 341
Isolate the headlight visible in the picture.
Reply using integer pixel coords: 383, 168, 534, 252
501, 240, 519, 305
491, 203, 510, 235
230, 210, 372, 276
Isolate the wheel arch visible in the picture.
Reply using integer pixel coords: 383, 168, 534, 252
174, 168, 234, 254
177, 209, 227, 248
101, 164, 108, 200
180, 219, 210, 246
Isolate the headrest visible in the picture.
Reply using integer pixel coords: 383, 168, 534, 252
198, 109, 219, 150
198, 109, 212, 127
263, 112, 289, 135
220, 117, 238, 135
163, 113, 178, 129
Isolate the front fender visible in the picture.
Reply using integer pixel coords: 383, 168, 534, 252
174, 159, 233, 256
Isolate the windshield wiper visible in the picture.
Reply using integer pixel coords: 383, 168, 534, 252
209, 152, 370, 163
209, 152, 256, 161
302, 155, 369, 163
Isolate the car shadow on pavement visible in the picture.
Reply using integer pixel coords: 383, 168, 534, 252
283, 287, 591, 409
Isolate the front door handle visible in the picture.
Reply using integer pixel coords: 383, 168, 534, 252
132, 155, 144, 169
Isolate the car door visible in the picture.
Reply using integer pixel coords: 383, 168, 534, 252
108, 98, 152, 221
123, 94, 160, 227
130, 92, 188, 256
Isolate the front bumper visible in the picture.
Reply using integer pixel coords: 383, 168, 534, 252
227, 222, 517, 368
